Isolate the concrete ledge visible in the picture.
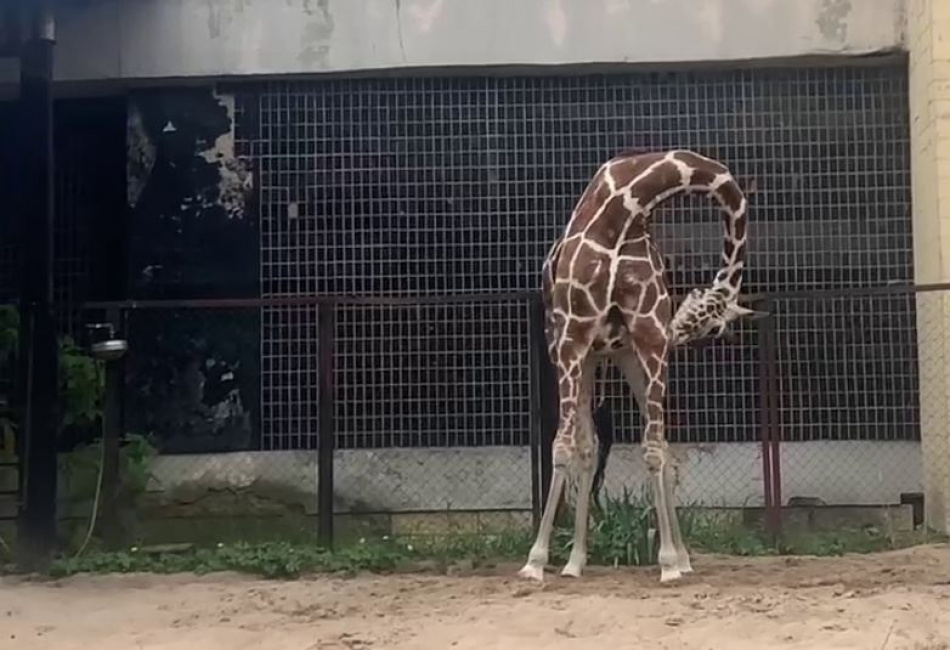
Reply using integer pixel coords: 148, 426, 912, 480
743, 504, 916, 535
134, 441, 921, 517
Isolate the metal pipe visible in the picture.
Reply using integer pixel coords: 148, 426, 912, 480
527, 296, 545, 529
317, 303, 336, 549
15, 2, 57, 572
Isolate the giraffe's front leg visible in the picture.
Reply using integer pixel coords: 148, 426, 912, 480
560, 452, 595, 578
560, 408, 597, 578
518, 452, 568, 582
644, 438, 681, 583
664, 461, 693, 575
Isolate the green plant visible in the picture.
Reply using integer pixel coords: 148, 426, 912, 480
0, 306, 107, 449
0, 305, 17, 458
58, 336, 104, 432
48, 539, 413, 579
61, 433, 158, 504
556, 486, 660, 567
406, 529, 534, 564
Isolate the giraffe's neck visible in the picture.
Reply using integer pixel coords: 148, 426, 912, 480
618, 150, 748, 303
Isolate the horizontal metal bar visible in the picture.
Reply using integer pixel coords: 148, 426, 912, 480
78, 292, 543, 311
71, 282, 950, 313
742, 281, 950, 303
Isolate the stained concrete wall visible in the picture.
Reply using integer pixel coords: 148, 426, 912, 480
0, 0, 907, 86
138, 441, 922, 519
908, 0, 950, 534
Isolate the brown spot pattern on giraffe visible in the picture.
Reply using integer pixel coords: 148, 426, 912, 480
640, 281, 659, 315
717, 184, 744, 214
585, 195, 629, 249
568, 284, 600, 317
618, 237, 650, 259
553, 238, 581, 275
565, 173, 611, 233
572, 249, 607, 286
608, 154, 665, 189
674, 150, 728, 175
688, 166, 717, 188
628, 161, 683, 206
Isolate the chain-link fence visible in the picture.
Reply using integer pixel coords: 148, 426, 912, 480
4, 282, 947, 557
43, 282, 937, 552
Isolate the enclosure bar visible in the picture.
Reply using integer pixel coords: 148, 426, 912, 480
317, 302, 336, 549
527, 296, 545, 528
762, 305, 783, 538
16, 6, 58, 572
757, 300, 782, 539
97, 308, 124, 550
78, 282, 950, 313
537, 322, 556, 514
756, 301, 775, 532
80, 291, 540, 311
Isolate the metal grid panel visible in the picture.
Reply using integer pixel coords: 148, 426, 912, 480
335, 300, 532, 449
0, 102, 17, 303
53, 125, 95, 338
774, 294, 919, 442
244, 62, 912, 448
260, 305, 320, 451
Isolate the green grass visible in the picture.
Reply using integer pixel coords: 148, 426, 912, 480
21, 487, 948, 579
48, 540, 412, 579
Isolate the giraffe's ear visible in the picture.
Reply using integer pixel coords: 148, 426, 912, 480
728, 303, 770, 320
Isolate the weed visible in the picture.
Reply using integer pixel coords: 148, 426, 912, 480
48, 539, 412, 579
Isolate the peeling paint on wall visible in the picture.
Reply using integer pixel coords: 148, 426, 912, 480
123, 85, 260, 453
816, 0, 852, 43
126, 103, 156, 209
297, 0, 335, 68
198, 92, 254, 220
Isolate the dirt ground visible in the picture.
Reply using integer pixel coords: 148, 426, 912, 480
3, 545, 950, 650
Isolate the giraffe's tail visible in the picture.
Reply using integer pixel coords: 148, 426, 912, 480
591, 400, 615, 512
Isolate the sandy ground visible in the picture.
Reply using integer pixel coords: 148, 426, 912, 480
3, 546, 950, 650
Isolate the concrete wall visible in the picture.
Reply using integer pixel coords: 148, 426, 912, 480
0, 0, 907, 86
139, 441, 923, 519
908, 0, 950, 534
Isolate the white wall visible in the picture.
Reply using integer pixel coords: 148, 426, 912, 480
0, 0, 907, 86
142, 441, 923, 514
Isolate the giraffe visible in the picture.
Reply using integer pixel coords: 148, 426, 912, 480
518, 148, 765, 584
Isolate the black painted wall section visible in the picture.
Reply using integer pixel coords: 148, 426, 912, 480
124, 87, 261, 453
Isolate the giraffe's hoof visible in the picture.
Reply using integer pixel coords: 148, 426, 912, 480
660, 568, 683, 584
517, 564, 545, 582
679, 560, 694, 574
560, 563, 584, 579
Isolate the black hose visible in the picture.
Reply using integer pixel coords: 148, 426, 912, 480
591, 400, 614, 511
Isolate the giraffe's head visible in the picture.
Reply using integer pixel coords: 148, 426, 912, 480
669, 288, 767, 347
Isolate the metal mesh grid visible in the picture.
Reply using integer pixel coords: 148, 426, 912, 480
597, 321, 761, 445
774, 295, 919, 442
0, 101, 17, 304
777, 290, 926, 507
53, 122, 95, 338
261, 305, 320, 451
335, 300, 532, 449
123, 306, 262, 454
242, 62, 911, 449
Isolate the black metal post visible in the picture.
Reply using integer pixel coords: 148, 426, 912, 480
317, 302, 336, 549
756, 299, 782, 541
527, 297, 544, 528
537, 312, 556, 513
97, 310, 125, 550
16, 6, 58, 572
